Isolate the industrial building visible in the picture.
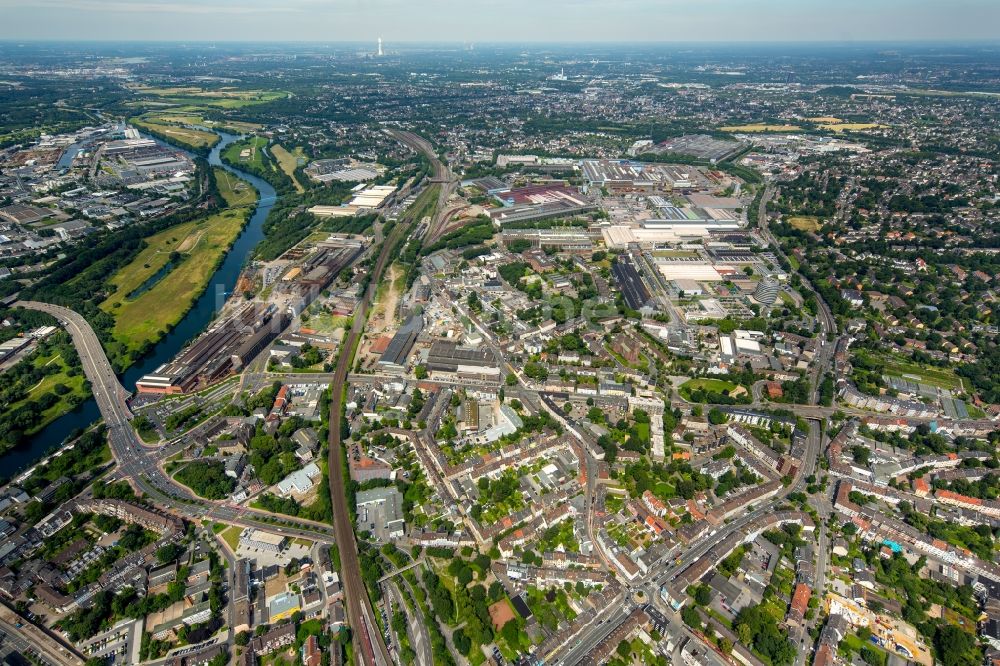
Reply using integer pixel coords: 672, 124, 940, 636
487, 184, 596, 225
653, 134, 746, 162
137, 304, 287, 394
305, 158, 380, 183
136, 240, 361, 394
378, 314, 423, 373
601, 219, 742, 248
356, 487, 405, 542
501, 228, 598, 253
612, 255, 653, 312
424, 340, 499, 380
582, 160, 703, 191
308, 184, 397, 217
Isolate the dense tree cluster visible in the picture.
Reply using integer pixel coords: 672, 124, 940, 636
174, 460, 235, 500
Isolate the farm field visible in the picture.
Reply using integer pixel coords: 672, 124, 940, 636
819, 122, 885, 132
271, 144, 306, 192
720, 124, 802, 133
131, 117, 219, 150
100, 207, 250, 362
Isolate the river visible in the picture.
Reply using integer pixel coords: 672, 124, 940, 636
2, 131, 277, 475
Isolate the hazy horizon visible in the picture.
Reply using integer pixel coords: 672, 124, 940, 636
3, 0, 999, 43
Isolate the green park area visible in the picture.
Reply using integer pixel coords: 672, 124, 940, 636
213, 167, 257, 207
7, 345, 89, 436
680, 378, 739, 398
100, 206, 250, 363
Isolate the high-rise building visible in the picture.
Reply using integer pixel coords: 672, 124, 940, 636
377, 37, 384, 57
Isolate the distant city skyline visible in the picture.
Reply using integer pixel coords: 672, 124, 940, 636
2, 0, 999, 43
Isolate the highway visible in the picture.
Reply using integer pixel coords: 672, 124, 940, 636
15, 301, 342, 547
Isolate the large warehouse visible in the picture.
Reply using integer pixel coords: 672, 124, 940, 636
600, 219, 742, 248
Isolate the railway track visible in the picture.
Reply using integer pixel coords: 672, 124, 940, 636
325, 129, 446, 666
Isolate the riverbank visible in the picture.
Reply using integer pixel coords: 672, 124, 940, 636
0, 130, 279, 477
100, 205, 254, 365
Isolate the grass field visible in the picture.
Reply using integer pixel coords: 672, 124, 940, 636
213, 167, 256, 207
132, 118, 219, 150
8, 350, 89, 435
101, 207, 250, 360
271, 144, 305, 193
720, 124, 802, 133
788, 216, 822, 231
145, 112, 263, 135
304, 310, 349, 335
808, 116, 843, 123
130, 85, 287, 109
220, 525, 242, 552
223, 135, 270, 170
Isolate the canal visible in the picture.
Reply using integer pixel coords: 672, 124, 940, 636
2, 131, 277, 475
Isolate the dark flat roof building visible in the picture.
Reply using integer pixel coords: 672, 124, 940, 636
378, 314, 422, 371
612, 255, 652, 311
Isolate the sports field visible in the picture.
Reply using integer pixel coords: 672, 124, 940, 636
877, 354, 968, 392
100, 207, 250, 361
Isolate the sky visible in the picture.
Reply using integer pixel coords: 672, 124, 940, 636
1, 0, 999, 43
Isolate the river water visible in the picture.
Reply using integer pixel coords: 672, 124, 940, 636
2, 132, 277, 475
